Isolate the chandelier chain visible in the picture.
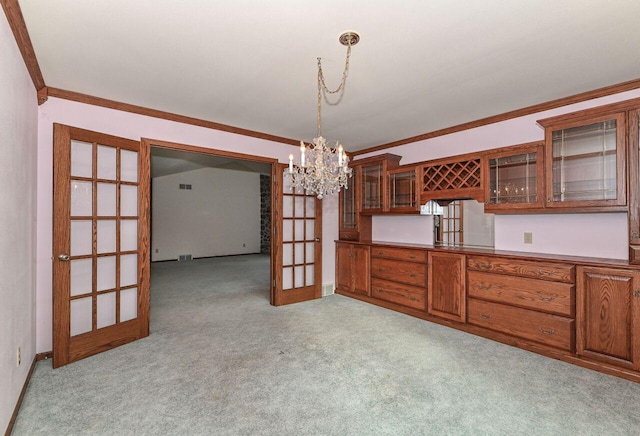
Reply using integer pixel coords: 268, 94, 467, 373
316, 41, 352, 137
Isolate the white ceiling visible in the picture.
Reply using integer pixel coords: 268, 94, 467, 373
19, 0, 640, 152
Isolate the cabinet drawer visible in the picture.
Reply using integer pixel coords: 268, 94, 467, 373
371, 257, 426, 287
468, 271, 575, 317
468, 299, 574, 351
371, 246, 427, 262
467, 255, 575, 283
371, 278, 426, 310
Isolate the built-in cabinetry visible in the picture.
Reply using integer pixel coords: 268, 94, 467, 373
467, 255, 575, 351
335, 242, 370, 296
388, 167, 420, 212
427, 252, 465, 322
483, 142, 544, 211
334, 241, 640, 382
420, 154, 483, 203
338, 154, 401, 241
538, 109, 626, 209
370, 246, 427, 310
577, 266, 640, 370
628, 109, 640, 262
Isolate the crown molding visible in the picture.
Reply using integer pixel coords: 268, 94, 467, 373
1, 0, 45, 93
352, 77, 640, 157
44, 87, 300, 147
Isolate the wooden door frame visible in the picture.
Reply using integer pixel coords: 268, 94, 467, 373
140, 138, 279, 305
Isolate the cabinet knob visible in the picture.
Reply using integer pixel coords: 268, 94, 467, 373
634, 290, 640, 298
479, 313, 492, 319
537, 293, 556, 302
632, 232, 639, 239
538, 327, 555, 335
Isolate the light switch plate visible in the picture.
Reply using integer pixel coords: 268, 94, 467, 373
524, 232, 533, 244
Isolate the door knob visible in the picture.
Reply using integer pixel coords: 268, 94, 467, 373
315, 238, 321, 242
58, 254, 70, 262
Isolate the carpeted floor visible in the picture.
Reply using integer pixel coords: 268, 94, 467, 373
12, 254, 640, 435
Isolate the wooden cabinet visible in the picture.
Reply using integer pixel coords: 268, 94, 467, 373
360, 154, 401, 213
420, 153, 484, 204
538, 110, 626, 209
388, 167, 420, 212
370, 245, 427, 310
577, 266, 640, 369
428, 252, 465, 322
483, 142, 544, 212
629, 108, 640, 262
338, 154, 401, 241
335, 242, 370, 296
467, 255, 576, 351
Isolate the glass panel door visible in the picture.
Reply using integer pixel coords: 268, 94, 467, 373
53, 124, 149, 367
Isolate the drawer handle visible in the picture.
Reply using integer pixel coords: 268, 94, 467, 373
409, 274, 417, 277
479, 313, 492, 319
537, 293, 556, 302
377, 267, 385, 272
538, 327, 555, 335
477, 262, 492, 270
537, 269, 556, 276
408, 255, 416, 259
478, 284, 493, 291
377, 251, 385, 255
377, 288, 384, 293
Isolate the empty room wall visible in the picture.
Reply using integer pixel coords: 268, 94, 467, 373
151, 167, 261, 261
0, 13, 38, 433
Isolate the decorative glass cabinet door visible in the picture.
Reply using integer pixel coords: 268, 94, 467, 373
544, 112, 626, 208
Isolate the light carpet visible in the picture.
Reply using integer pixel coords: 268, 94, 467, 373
12, 254, 640, 435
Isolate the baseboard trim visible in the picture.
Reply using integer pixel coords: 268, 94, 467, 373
4, 354, 41, 436
36, 351, 52, 361
151, 252, 263, 263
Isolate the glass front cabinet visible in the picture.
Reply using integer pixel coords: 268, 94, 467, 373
388, 167, 420, 212
539, 111, 626, 209
484, 142, 544, 211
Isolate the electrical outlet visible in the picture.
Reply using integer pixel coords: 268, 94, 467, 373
524, 232, 533, 244
155, 249, 159, 253
243, 243, 246, 247
17, 346, 21, 367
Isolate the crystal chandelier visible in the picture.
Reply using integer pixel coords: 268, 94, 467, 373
287, 31, 359, 199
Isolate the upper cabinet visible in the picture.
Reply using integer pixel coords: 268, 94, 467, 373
360, 154, 401, 213
539, 110, 627, 209
388, 167, 420, 213
420, 154, 484, 204
483, 141, 544, 212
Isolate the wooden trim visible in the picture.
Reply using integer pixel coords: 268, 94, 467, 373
142, 138, 279, 164
0, 0, 46, 92
537, 95, 640, 128
352, 77, 640, 157
47, 87, 300, 146
4, 355, 38, 436
36, 351, 52, 361
139, 139, 151, 337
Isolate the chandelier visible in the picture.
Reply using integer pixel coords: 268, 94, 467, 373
287, 31, 359, 199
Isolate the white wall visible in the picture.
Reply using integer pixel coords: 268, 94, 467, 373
360, 89, 640, 260
36, 97, 339, 353
152, 167, 261, 261
0, 15, 38, 433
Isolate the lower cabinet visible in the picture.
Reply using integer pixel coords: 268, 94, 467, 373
335, 242, 370, 296
428, 252, 466, 322
370, 245, 427, 310
577, 266, 640, 370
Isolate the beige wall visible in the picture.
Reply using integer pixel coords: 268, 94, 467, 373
0, 14, 38, 433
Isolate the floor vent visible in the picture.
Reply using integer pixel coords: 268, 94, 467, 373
178, 254, 193, 261
322, 283, 334, 296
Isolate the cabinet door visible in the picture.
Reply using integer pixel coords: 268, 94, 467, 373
352, 245, 370, 296
577, 266, 640, 369
361, 163, 385, 211
428, 252, 466, 322
484, 142, 544, 211
544, 112, 626, 208
335, 243, 353, 293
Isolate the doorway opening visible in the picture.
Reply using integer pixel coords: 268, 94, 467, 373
149, 142, 275, 313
